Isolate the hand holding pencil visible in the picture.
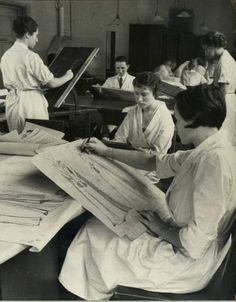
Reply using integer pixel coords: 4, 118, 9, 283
81, 137, 109, 157
80, 125, 102, 153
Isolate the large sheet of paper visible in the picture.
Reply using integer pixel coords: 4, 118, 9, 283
159, 80, 186, 97
32, 140, 172, 240
91, 85, 136, 102
0, 123, 66, 155
23, 121, 65, 139
0, 156, 84, 251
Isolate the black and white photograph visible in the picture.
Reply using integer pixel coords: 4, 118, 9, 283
0, 0, 236, 300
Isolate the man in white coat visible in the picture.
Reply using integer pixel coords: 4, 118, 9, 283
102, 56, 135, 91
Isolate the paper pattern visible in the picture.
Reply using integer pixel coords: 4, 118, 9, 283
0, 123, 66, 156
32, 140, 172, 240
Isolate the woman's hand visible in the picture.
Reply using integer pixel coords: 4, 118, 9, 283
81, 137, 109, 157
65, 69, 74, 81
138, 210, 166, 236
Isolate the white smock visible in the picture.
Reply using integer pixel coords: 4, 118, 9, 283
102, 73, 135, 91
59, 130, 236, 300
213, 49, 236, 146
113, 101, 174, 154
0, 41, 54, 133
181, 69, 207, 86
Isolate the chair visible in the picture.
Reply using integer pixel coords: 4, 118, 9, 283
113, 210, 236, 300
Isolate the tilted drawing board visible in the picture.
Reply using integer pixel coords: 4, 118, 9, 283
158, 80, 186, 97
91, 85, 136, 103
32, 140, 173, 240
45, 47, 99, 109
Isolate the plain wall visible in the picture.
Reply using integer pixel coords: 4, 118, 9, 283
4, 0, 236, 76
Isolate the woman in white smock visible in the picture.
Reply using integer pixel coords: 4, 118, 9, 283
113, 72, 174, 183
59, 85, 236, 300
113, 72, 174, 154
202, 31, 236, 145
0, 16, 73, 133
180, 59, 207, 87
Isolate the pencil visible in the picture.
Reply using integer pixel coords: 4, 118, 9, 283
81, 124, 99, 152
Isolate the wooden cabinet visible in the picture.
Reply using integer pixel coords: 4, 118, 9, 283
129, 24, 204, 73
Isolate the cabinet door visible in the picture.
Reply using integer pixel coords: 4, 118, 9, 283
195, 35, 205, 58
148, 26, 164, 71
177, 33, 198, 64
129, 25, 150, 73
162, 30, 178, 63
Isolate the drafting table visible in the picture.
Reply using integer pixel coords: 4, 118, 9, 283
0, 154, 85, 300
63, 94, 175, 126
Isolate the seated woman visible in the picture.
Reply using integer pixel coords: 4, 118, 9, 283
113, 72, 175, 154
59, 85, 236, 300
181, 58, 207, 87
154, 58, 179, 82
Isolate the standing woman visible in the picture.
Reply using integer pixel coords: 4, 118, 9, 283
202, 31, 236, 145
0, 16, 73, 133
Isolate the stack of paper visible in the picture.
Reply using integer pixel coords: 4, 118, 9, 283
0, 192, 65, 226
0, 155, 84, 251
0, 122, 66, 156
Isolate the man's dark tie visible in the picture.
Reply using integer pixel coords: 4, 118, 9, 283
119, 77, 123, 88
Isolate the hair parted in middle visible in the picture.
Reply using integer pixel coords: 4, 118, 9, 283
133, 72, 161, 99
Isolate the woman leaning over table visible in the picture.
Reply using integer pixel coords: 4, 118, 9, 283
0, 16, 73, 133
59, 84, 236, 300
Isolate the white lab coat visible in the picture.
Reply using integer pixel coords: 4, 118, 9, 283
1, 41, 54, 133
102, 73, 135, 91
59, 130, 236, 300
181, 69, 207, 86
213, 50, 236, 146
114, 101, 174, 154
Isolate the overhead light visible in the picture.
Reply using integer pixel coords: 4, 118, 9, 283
177, 0, 190, 18
200, 23, 209, 33
177, 10, 190, 18
152, 0, 164, 24
109, 0, 121, 26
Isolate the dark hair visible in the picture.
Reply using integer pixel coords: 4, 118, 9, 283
13, 16, 38, 38
188, 59, 197, 70
133, 72, 161, 98
202, 31, 227, 48
115, 56, 129, 64
175, 84, 226, 129
196, 57, 207, 67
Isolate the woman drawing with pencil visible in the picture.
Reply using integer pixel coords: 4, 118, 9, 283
0, 16, 74, 133
59, 85, 236, 300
